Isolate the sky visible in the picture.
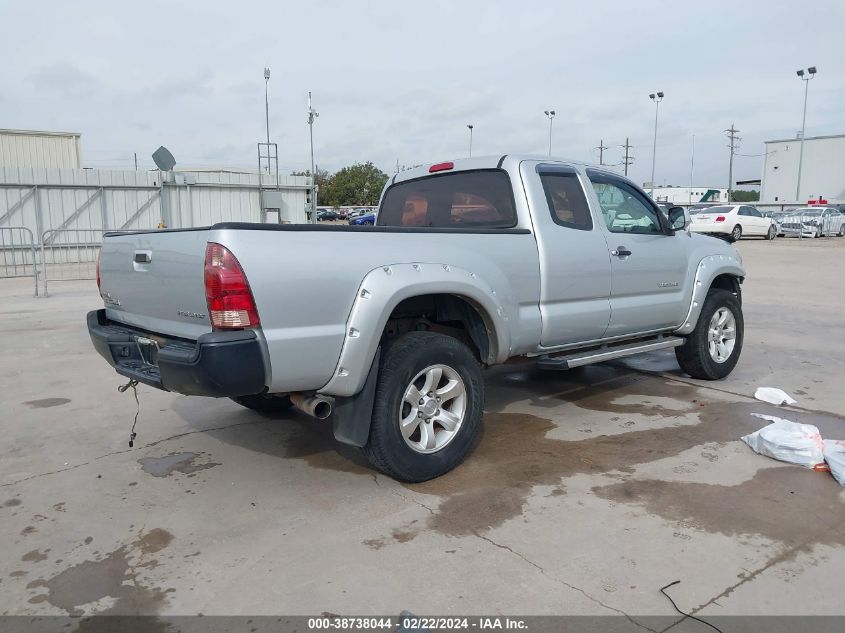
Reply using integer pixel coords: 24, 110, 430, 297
2, 0, 844, 189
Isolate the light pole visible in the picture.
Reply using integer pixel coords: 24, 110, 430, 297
648, 92, 664, 196
467, 124, 474, 157
263, 67, 271, 174
544, 110, 555, 156
795, 66, 817, 202
307, 91, 319, 224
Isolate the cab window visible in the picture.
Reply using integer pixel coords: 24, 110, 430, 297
539, 172, 592, 230
379, 170, 517, 228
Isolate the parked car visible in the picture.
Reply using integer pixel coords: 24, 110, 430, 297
349, 211, 375, 225
779, 207, 845, 238
89, 155, 745, 482
317, 209, 341, 221
689, 204, 775, 242
758, 209, 787, 237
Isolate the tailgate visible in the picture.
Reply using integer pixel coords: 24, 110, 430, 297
99, 230, 213, 340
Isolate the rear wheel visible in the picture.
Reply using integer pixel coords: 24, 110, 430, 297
364, 331, 483, 482
838, 224, 845, 237
675, 288, 743, 380
730, 225, 742, 242
230, 393, 293, 413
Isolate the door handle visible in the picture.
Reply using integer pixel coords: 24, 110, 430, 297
611, 247, 632, 257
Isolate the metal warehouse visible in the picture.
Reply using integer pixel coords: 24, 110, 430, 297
760, 133, 845, 204
0, 129, 82, 169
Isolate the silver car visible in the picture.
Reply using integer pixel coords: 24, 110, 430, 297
780, 207, 845, 238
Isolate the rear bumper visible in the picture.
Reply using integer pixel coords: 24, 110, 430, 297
87, 309, 267, 397
689, 222, 731, 235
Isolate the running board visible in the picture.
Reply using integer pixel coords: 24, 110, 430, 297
536, 336, 685, 371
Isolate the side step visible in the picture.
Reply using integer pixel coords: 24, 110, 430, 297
536, 335, 685, 371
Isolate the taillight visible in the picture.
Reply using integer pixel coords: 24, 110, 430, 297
96, 251, 101, 290
204, 243, 260, 330
715, 215, 726, 222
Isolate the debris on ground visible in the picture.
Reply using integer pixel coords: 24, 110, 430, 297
823, 440, 845, 486
743, 414, 824, 469
754, 387, 797, 406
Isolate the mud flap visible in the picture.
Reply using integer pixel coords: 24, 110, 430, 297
331, 347, 381, 447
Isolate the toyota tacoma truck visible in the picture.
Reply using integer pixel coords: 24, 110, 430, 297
88, 155, 745, 482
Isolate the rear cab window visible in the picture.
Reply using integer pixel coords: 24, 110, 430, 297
378, 170, 517, 228
538, 169, 593, 231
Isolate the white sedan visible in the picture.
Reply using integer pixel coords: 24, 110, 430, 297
689, 204, 775, 242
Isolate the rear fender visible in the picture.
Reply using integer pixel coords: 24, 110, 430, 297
319, 263, 511, 397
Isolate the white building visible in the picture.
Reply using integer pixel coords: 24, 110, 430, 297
760, 133, 845, 204
649, 186, 729, 205
0, 129, 82, 169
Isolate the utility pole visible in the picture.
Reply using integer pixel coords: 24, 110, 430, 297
795, 66, 817, 202
134, 152, 138, 171
467, 124, 474, 157
307, 91, 319, 224
544, 110, 556, 156
725, 124, 740, 203
595, 139, 608, 165
689, 134, 695, 206
264, 68, 271, 174
648, 92, 664, 194
620, 138, 633, 177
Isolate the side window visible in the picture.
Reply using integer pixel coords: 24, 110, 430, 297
539, 173, 593, 230
587, 174, 664, 234
738, 207, 749, 216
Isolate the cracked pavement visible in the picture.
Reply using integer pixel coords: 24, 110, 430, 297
2, 239, 844, 619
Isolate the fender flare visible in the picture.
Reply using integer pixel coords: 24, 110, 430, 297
319, 262, 512, 397
674, 253, 745, 336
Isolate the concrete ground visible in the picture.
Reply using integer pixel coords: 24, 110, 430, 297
1, 237, 844, 624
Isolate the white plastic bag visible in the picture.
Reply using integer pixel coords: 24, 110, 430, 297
742, 414, 824, 469
754, 387, 797, 406
823, 440, 845, 486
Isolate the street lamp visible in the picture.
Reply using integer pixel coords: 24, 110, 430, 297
795, 66, 817, 202
648, 91, 664, 196
467, 124, 474, 157
308, 91, 319, 224
544, 110, 555, 156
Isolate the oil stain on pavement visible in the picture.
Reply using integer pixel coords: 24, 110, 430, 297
23, 397, 71, 409
25, 529, 175, 615
137, 453, 221, 478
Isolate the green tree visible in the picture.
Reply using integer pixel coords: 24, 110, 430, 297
730, 190, 760, 202
291, 168, 332, 206
321, 162, 389, 206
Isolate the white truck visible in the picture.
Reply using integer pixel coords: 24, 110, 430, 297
89, 155, 745, 481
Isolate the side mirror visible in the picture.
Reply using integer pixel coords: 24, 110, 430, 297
668, 206, 690, 231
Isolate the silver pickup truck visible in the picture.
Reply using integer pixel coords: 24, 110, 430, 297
88, 155, 745, 481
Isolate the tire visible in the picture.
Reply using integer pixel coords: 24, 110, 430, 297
675, 288, 744, 380
730, 225, 742, 242
838, 224, 845, 237
815, 227, 822, 238
363, 331, 484, 482
230, 393, 293, 413
765, 225, 776, 240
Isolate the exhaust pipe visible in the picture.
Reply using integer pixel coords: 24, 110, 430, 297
290, 393, 333, 420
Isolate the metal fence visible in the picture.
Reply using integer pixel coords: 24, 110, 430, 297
39, 228, 133, 296
0, 226, 38, 296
